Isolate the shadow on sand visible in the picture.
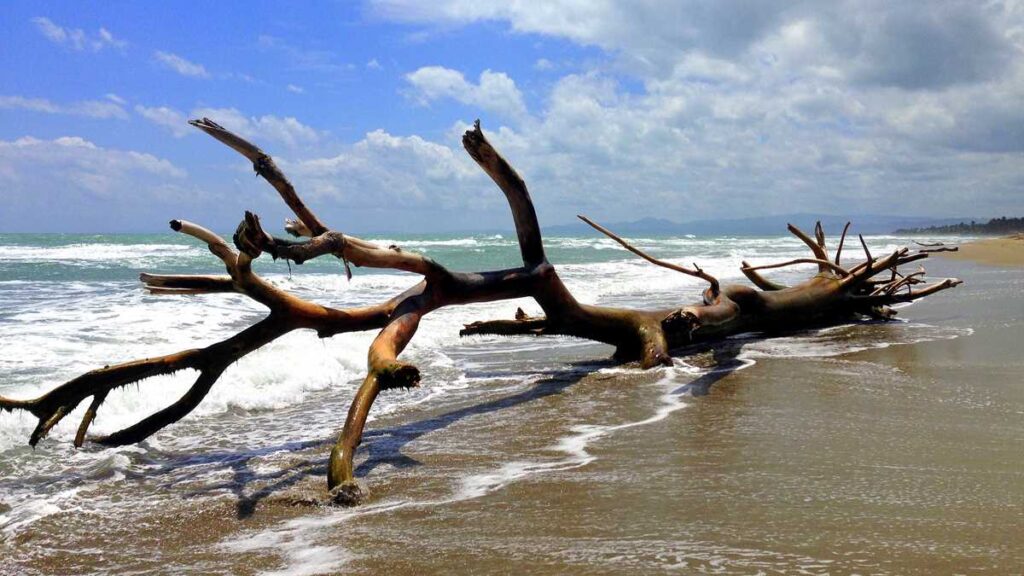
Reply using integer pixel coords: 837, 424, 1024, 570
8, 342, 751, 519
180, 341, 749, 518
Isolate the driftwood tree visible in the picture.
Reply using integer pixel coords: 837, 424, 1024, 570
0, 119, 962, 504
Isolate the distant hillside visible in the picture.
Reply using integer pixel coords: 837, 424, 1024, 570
894, 216, 1024, 235
545, 214, 970, 237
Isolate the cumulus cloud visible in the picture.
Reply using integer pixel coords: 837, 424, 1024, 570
31, 17, 127, 52
0, 95, 127, 119
14, 3, 1020, 231
0, 136, 202, 231
153, 51, 210, 78
133, 104, 321, 148
190, 107, 320, 148
0, 136, 187, 227
0, 136, 184, 181
373, 1, 1018, 88
406, 66, 528, 120
284, 129, 486, 209
367, 0, 1024, 220
371, 1, 794, 72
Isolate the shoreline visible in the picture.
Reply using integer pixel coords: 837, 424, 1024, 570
3, 256, 1022, 575
938, 233, 1024, 267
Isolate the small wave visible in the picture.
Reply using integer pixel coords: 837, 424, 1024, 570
0, 243, 200, 263
361, 236, 513, 249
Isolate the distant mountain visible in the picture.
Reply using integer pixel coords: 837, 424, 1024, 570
544, 214, 974, 237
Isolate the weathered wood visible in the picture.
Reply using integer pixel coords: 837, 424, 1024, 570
0, 117, 963, 507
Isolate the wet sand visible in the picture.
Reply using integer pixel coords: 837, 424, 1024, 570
4, 257, 1023, 575
940, 234, 1024, 267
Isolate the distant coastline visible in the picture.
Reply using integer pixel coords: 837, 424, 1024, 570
895, 216, 1024, 236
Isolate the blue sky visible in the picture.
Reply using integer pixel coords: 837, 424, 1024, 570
1, 1, 1022, 233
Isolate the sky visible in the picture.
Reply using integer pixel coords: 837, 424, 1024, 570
1, 1, 1022, 233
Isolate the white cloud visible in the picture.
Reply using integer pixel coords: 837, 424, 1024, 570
225, 72, 259, 84
190, 107, 320, 148
373, 1, 1018, 86
534, 58, 555, 71
17, 3, 1020, 230
31, 17, 126, 52
0, 136, 184, 200
134, 105, 190, 137
97, 28, 125, 49
153, 51, 210, 78
0, 95, 127, 119
134, 104, 321, 148
366, 1, 1024, 220
284, 129, 485, 209
366, 58, 383, 70
0, 136, 198, 231
406, 66, 528, 120
286, 84, 305, 94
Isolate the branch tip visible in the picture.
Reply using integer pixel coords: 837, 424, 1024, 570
579, 214, 719, 295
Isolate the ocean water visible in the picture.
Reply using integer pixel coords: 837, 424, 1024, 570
0, 231, 981, 573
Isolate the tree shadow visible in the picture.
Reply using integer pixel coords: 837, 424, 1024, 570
88, 344, 753, 519
160, 322, 910, 516
152, 359, 610, 518
354, 359, 611, 479
670, 339, 750, 397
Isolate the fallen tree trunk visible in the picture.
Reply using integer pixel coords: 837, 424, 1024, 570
0, 118, 961, 505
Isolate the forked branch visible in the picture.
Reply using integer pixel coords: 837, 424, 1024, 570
0, 116, 964, 508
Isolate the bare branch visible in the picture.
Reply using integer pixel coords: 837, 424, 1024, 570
857, 277, 963, 305
740, 260, 788, 291
74, 391, 107, 448
461, 315, 549, 336
741, 258, 851, 277
834, 221, 851, 266
578, 215, 720, 296
462, 121, 546, 268
788, 223, 830, 272
233, 211, 446, 277
189, 118, 329, 237
859, 234, 873, 265
170, 219, 236, 265
329, 310, 423, 503
140, 273, 236, 294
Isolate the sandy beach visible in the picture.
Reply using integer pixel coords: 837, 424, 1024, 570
3, 1, 1022, 574
939, 234, 1024, 267
2, 255, 1022, 575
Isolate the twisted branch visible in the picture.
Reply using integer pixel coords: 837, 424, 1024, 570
0, 117, 965, 509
